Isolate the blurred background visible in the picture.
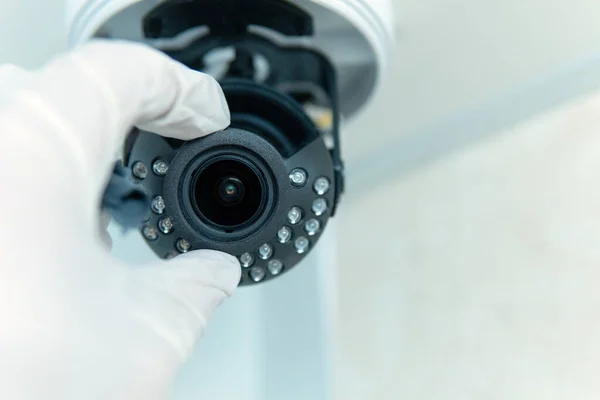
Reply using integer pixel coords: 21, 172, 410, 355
337, 1, 600, 399
4, 0, 600, 399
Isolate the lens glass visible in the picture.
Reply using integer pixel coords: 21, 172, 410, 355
217, 177, 245, 205
193, 158, 264, 228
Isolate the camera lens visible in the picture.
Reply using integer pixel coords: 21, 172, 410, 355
119, 68, 341, 285
217, 177, 245, 205
192, 157, 265, 228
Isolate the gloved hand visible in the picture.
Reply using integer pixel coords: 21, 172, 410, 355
0, 40, 241, 399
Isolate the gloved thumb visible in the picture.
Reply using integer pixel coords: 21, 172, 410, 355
124, 250, 240, 364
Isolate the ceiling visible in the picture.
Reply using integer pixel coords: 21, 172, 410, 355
344, 0, 600, 193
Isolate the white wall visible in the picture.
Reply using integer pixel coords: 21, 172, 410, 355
334, 1, 600, 398
335, 73, 600, 400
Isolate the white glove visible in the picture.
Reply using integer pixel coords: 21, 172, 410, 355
0, 40, 241, 399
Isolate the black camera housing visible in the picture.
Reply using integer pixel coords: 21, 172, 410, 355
102, 0, 344, 285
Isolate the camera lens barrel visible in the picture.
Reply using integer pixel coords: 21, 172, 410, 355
165, 128, 285, 243
176, 143, 277, 240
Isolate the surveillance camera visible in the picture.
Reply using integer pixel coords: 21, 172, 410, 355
124, 80, 338, 285
71, 0, 394, 285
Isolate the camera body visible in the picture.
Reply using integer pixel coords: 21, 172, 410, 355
126, 81, 337, 284
71, 0, 394, 285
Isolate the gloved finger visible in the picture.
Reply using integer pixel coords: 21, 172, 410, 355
124, 250, 241, 362
4, 39, 229, 204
